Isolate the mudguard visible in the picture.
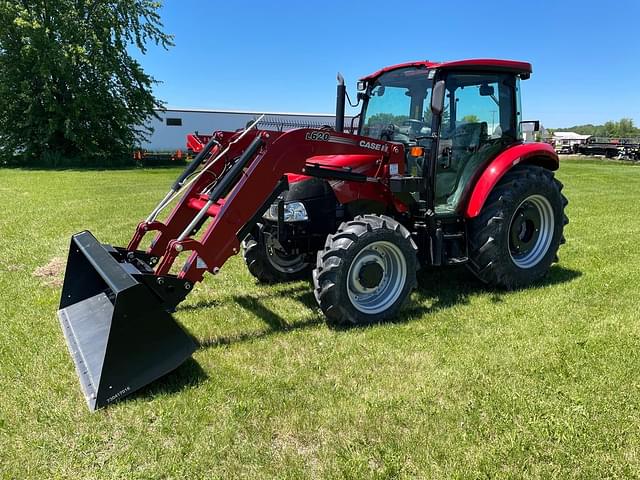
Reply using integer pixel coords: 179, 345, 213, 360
464, 142, 559, 218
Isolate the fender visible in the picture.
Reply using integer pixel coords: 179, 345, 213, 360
465, 142, 559, 218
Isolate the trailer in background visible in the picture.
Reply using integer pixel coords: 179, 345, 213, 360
576, 137, 640, 160
139, 108, 356, 153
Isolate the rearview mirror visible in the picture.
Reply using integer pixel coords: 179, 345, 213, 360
431, 80, 445, 115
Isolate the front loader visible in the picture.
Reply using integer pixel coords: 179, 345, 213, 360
58, 59, 568, 410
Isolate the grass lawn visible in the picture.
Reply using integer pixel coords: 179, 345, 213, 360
1, 157, 640, 478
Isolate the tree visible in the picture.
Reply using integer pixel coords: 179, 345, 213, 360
551, 119, 640, 138
0, 0, 172, 165
617, 118, 635, 137
366, 113, 410, 126
603, 121, 617, 137
461, 114, 480, 123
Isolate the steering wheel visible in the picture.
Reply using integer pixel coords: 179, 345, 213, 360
403, 119, 428, 137
380, 124, 396, 141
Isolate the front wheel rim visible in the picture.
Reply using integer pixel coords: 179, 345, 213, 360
265, 236, 307, 273
346, 240, 407, 314
508, 194, 555, 269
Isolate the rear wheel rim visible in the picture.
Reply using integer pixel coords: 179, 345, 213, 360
347, 240, 407, 314
508, 194, 554, 269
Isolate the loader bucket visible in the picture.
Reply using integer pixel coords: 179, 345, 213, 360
58, 231, 197, 411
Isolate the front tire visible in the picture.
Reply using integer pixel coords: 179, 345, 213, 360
242, 224, 310, 283
313, 214, 418, 327
467, 164, 569, 289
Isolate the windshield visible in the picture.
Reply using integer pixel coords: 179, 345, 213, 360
361, 67, 433, 143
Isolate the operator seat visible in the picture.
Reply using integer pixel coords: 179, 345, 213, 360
440, 141, 504, 213
435, 122, 488, 203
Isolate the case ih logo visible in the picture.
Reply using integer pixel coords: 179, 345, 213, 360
359, 140, 389, 153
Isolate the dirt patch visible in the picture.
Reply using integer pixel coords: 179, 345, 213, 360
33, 257, 66, 288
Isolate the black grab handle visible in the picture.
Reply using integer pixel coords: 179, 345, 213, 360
171, 136, 220, 190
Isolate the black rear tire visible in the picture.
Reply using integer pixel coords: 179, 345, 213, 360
241, 224, 310, 283
467, 164, 568, 289
313, 214, 418, 327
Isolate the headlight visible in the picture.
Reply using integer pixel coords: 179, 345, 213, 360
263, 201, 309, 222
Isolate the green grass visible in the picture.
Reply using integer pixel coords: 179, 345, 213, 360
1, 157, 640, 478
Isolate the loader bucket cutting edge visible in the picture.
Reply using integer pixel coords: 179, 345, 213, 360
57, 231, 197, 411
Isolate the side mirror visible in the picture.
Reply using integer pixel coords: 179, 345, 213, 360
431, 80, 445, 115
479, 84, 495, 96
520, 120, 540, 133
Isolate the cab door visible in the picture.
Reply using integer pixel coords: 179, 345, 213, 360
434, 72, 519, 213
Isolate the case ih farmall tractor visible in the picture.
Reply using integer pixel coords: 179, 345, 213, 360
58, 59, 568, 410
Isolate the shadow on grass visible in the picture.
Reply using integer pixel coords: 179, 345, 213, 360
128, 357, 208, 403
197, 288, 323, 350
176, 283, 311, 314
124, 265, 581, 406
197, 264, 582, 339
176, 299, 222, 312
398, 264, 581, 320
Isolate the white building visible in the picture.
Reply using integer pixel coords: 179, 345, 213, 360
140, 108, 354, 151
552, 131, 591, 151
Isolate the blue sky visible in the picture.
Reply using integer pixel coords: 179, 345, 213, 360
134, 0, 640, 128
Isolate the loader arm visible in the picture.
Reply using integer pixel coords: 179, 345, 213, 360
127, 130, 262, 256
152, 128, 405, 283
57, 127, 402, 411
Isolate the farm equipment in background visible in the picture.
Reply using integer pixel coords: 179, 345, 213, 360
186, 132, 213, 157
132, 149, 187, 165
58, 58, 568, 410
576, 137, 640, 160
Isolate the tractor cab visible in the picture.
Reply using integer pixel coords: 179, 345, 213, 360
357, 61, 528, 214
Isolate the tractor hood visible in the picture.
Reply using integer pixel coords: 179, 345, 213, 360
287, 154, 382, 183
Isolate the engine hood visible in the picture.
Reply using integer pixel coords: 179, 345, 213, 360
287, 154, 382, 183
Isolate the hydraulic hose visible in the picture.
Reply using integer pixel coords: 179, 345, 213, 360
144, 115, 266, 223
171, 137, 221, 191
176, 135, 265, 242
207, 135, 265, 202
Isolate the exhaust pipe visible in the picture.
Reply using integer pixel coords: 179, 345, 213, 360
335, 72, 346, 133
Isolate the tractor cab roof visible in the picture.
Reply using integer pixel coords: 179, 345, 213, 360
360, 59, 532, 82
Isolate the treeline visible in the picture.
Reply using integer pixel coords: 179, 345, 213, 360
550, 118, 640, 138
0, 1, 171, 168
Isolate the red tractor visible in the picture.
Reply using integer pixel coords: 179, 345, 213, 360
58, 59, 568, 410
